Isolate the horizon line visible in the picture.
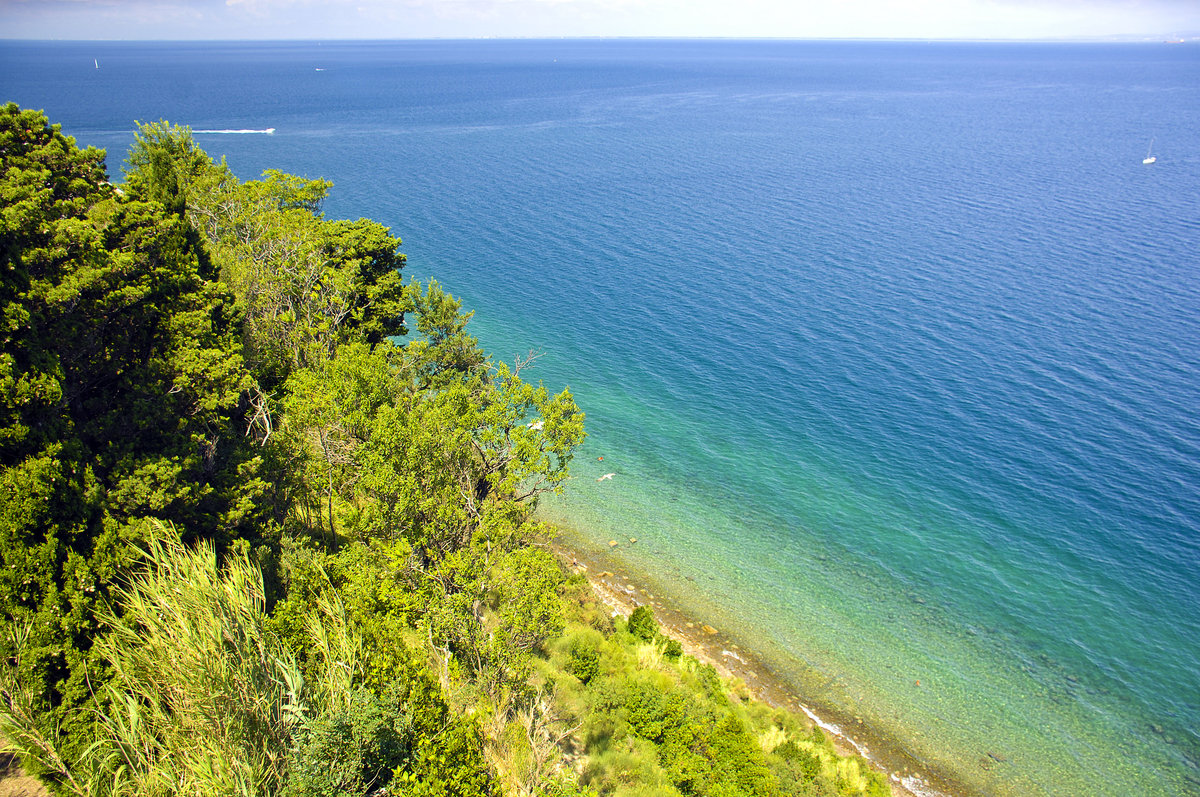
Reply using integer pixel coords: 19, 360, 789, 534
3, 34, 1197, 44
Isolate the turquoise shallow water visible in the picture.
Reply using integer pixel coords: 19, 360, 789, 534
4, 38, 1199, 796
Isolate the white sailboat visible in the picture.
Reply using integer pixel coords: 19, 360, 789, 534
1143, 138, 1156, 164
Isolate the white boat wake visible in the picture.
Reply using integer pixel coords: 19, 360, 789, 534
193, 128, 276, 135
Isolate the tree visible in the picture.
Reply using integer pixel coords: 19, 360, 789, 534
1, 104, 267, 766
119, 121, 585, 556
492, 546, 566, 653
125, 123, 408, 384
4, 109, 585, 795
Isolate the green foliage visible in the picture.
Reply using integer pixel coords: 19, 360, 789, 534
125, 122, 407, 382
405, 280, 485, 389
1, 108, 892, 797
266, 537, 495, 795
493, 546, 566, 652
285, 686, 411, 797
333, 538, 421, 655
566, 630, 603, 685
349, 350, 585, 551
538, 771, 602, 797
0, 105, 267, 768
543, 592, 894, 797
123, 118, 214, 215
2, 525, 497, 797
279, 341, 400, 539
628, 605, 659, 643
620, 676, 774, 796
25, 530, 303, 797
395, 716, 495, 797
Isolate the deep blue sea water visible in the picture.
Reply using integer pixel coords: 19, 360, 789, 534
4, 39, 1199, 796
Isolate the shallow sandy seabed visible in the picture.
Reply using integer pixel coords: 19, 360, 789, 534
550, 539, 976, 797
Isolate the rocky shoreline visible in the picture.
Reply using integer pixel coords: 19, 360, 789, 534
550, 537, 970, 797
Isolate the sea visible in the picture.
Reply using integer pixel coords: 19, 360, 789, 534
2, 38, 1198, 797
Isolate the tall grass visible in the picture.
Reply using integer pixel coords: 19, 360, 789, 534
78, 528, 298, 797
2, 531, 307, 796
89, 533, 305, 796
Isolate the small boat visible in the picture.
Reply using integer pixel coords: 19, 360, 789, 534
94, 59, 99, 69
1143, 138, 1156, 164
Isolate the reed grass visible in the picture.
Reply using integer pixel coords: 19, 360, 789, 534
88, 533, 305, 796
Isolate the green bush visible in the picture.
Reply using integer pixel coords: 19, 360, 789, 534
628, 606, 658, 642
393, 717, 495, 797
538, 770, 602, 797
285, 687, 412, 797
494, 546, 567, 652
772, 739, 823, 782
569, 636, 602, 685
582, 734, 673, 795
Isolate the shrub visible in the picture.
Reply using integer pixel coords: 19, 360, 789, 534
492, 546, 567, 652
393, 717, 495, 797
569, 637, 602, 685
628, 606, 658, 643
285, 686, 412, 797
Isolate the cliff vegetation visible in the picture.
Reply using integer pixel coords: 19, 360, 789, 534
0, 104, 889, 797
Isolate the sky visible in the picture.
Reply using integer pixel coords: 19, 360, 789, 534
1, 0, 1198, 41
